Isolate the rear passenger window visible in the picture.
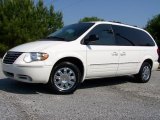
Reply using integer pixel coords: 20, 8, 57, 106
112, 25, 155, 46
87, 24, 116, 45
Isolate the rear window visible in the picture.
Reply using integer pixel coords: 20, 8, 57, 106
112, 25, 155, 46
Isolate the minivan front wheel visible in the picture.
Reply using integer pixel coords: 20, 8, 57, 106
135, 62, 152, 83
49, 62, 81, 94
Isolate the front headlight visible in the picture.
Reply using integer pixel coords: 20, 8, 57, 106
24, 52, 49, 63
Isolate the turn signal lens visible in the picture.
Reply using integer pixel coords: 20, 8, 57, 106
41, 53, 49, 60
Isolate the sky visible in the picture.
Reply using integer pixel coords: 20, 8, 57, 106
44, 0, 160, 28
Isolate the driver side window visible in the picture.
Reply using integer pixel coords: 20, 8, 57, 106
87, 24, 116, 45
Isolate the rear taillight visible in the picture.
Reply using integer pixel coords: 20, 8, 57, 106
158, 48, 160, 55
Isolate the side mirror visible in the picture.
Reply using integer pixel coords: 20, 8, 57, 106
84, 34, 99, 44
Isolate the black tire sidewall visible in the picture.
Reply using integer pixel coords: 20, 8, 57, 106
139, 62, 152, 83
49, 62, 81, 94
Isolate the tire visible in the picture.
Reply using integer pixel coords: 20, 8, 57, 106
49, 62, 81, 94
135, 62, 152, 83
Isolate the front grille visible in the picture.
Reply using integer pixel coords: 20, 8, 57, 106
3, 52, 23, 64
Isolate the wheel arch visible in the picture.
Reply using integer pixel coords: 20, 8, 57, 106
143, 59, 153, 68
50, 56, 86, 83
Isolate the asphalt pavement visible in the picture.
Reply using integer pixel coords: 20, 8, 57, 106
0, 60, 160, 120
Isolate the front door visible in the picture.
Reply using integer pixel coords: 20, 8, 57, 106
85, 24, 119, 78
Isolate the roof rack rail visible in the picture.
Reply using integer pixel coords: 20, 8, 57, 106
109, 21, 139, 28
109, 21, 122, 24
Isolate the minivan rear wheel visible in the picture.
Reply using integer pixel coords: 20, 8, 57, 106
135, 62, 152, 83
49, 62, 81, 94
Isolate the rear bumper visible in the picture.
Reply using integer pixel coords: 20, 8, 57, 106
152, 61, 159, 71
2, 63, 52, 83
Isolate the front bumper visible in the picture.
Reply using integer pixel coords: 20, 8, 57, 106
2, 63, 52, 83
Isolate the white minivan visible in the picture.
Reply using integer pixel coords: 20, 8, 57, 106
2, 21, 159, 94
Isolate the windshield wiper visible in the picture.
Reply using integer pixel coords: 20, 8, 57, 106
46, 36, 65, 41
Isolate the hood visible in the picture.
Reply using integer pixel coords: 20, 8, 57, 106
9, 40, 66, 52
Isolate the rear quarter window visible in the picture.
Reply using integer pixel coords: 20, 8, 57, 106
112, 25, 155, 46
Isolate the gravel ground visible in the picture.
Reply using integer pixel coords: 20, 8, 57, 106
0, 60, 160, 120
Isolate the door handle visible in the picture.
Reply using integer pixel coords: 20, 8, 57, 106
120, 52, 126, 56
112, 52, 118, 56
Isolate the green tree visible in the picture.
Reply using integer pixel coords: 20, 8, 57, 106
145, 14, 160, 45
0, 0, 63, 56
79, 16, 104, 22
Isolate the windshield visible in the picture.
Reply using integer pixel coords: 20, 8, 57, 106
46, 23, 94, 41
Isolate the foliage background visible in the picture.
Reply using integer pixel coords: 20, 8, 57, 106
79, 16, 104, 22
0, 0, 63, 56
145, 14, 160, 46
